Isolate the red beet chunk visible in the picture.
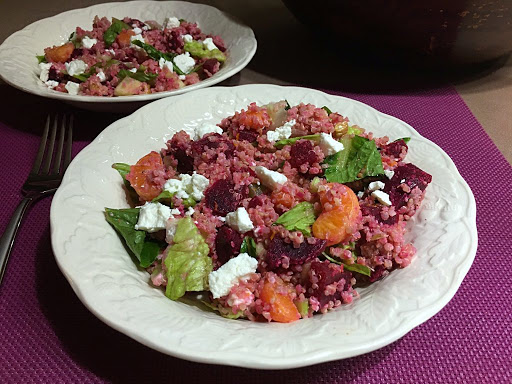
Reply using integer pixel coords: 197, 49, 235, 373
212, 35, 227, 52
204, 179, 248, 216
168, 134, 194, 174
215, 226, 243, 265
191, 133, 235, 159
266, 237, 326, 270
202, 58, 220, 78
166, 29, 184, 51
383, 163, 432, 208
71, 48, 83, 59
382, 139, 408, 159
361, 204, 399, 225
289, 140, 319, 170
48, 66, 63, 81
237, 130, 259, 143
308, 260, 352, 307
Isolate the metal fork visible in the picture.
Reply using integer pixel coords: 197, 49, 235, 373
0, 115, 73, 285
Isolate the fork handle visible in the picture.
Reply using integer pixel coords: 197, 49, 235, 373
0, 197, 33, 285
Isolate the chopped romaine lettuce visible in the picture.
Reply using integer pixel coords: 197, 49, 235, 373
183, 41, 226, 62
274, 202, 316, 236
202, 301, 244, 319
294, 300, 309, 317
347, 125, 363, 135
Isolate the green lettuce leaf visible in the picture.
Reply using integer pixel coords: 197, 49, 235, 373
284, 100, 291, 111
104, 208, 162, 268
71, 59, 119, 83
274, 202, 316, 236
395, 137, 411, 143
274, 134, 321, 149
152, 190, 174, 203
117, 68, 158, 83
324, 135, 384, 184
240, 237, 257, 258
164, 217, 212, 300
130, 40, 186, 75
323, 252, 372, 277
347, 125, 363, 135
36, 55, 47, 64
294, 300, 309, 318
104, 18, 131, 47
183, 41, 226, 62
321, 106, 332, 114
202, 301, 243, 319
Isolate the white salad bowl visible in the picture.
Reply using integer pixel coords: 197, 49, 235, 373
0, 1, 256, 112
50, 84, 477, 369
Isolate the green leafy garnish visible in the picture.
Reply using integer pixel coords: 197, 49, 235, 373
274, 134, 321, 149
202, 301, 243, 319
240, 237, 257, 258
71, 59, 119, 83
72, 74, 89, 82
294, 300, 309, 317
284, 100, 291, 111
118, 68, 158, 83
322, 106, 332, 114
103, 18, 131, 47
324, 135, 384, 184
274, 202, 316, 237
395, 137, 411, 143
347, 125, 363, 135
104, 208, 162, 268
323, 252, 372, 277
130, 40, 186, 75
183, 41, 226, 63
36, 55, 47, 64
164, 217, 212, 300
152, 190, 174, 203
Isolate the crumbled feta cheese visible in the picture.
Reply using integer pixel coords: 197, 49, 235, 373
371, 190, 392, 206
185, 207, 195, 216
254, 166, 287, 190
96, 70, 106, 82
130, 34, 145, 46
384, 169, 395, 179
400, 179, 406, 183
45, 80, 59, 89
106, 49, 116, 55
179, 75, 186, 80
142, 25, 150, 31
81, 36, 97, 49
195, 123, 223, 139
182, 34, 193, 43
218, 216, 226, 222
368, 181, 385, 191
164, 16, 180, 29
318, 133, 344, 156
64, 81, 80, 95
39, 62, 52, 82
173, 52, 195, 74
65, 60, 87, 77
225, 207, 254, 233
132, 27, 142, 35
357, 191, 364, 199
158, 57, 174, 72
202, 37, 218, 51
266, 119, 295, 142
163, 172, 209, 201
208, 253, 258, 298
129, 68, 137, 73
135, 202, 172, 232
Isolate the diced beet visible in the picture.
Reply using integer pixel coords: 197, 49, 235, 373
382, 139, 408, 159
361, 204, 399, 225
345, 175, 386, 193
202, 58, 220, 78
191, 133, 235, 159
212, 35, 227, 52
127, 18, 145, 28
266, 237, 326, 270
308, 260, 352, 307
289, 140, 319, 170
166, 30, 184, 52
204, 179, 248, 216
215, 226, 243, 265
71, 48, 83, 59
248, 195, 265, 208
168, 133, 194, 174
48, 66, 63, 81
383, 163, 432, 208
237, 130, 258, 143
369, 265, 387, 283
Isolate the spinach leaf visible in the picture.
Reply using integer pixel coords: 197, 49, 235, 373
112, 162, 134, 191
104, 208, 162, 268
324, 135, 384, 183
240, 237, 257, 258
395, 137, 411, 143
117, 68, 158, 83
274, 202, 316, 236
36, 55, 47, 64
72, 74, 88, 82
322, 252, 372, 277
274, 134, 321, 149
152, 190, 174, 203
103, 18, 131, 47
131, 40, 186, 75
322, 106, 332, 114
284, 100, 291, 111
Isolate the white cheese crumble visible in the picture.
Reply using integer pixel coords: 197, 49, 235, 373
208, 253, 258, 298
185, 207, 195, 216
182, 34, 193, 43
64, 81, 79, 95
163, 172, 209, 201
132, 27, 142, 35
135, 202, 173, 232
179, 75, 186, 80
129, 68, 137, 73
266, 119, 295, 142
318, 133, 344, 156
225, 207, 254, 233
384, 169, 395, 179
65, 60, 87, 77
97, 70, 106, 82
130, 34, 145, 46
45, 80, 59, 89
371, 190, 392, 206
81, 36, 97, 49
202, 37, 218, 51
106, 49, 116, 55
195, 123, 223, 139
173, 52, 195, 74
254, 166, 287, 190
164, 17, 181, 29
357, 191, 364, 199
39, 62, 52, 82
368, 181, 385, 191
158, 57, 174, 72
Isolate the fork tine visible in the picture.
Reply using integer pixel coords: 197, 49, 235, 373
63, 115, 73, 171
52, 115, 66, 175
41, 115, 58, 174
30, 115, 50, 174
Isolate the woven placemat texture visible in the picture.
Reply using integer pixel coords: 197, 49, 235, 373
0, 86, 510, 383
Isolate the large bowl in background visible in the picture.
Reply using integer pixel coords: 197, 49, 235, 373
0, 1, 256, 112
282, 0, 512, 66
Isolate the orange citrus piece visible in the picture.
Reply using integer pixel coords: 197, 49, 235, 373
260, 279, 300, 323
45, 42, 74, 63
125, 151, 164, 202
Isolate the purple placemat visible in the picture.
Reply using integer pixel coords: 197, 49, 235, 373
0, 86, 511, 383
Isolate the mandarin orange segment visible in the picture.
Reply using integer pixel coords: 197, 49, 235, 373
125, 151, 164, 201
270, 188, 295, 210
117, 29, 135, 48
260, 279, 300, 323
45, 42, 74, 63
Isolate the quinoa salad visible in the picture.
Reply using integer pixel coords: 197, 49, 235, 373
105, 101, 432, 323
36, 16, 227, 96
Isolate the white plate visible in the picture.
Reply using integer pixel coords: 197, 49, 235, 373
50, 84, 477, 369
0, 1, 256, 112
